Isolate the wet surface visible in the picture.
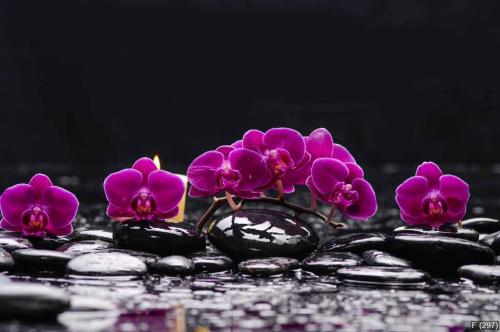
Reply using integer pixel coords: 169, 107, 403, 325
0, 164, 500, 331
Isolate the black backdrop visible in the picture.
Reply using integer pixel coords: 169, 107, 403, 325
1, 1, 500, 174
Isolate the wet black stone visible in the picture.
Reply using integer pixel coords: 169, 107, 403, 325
337, 266, 429, 285
272, 257, 301, 270
495, 256, 500, 265
100, 249, 159, 266
0, 248, 14, 271
71, 227, 114, 243
56, 240, 114, 256
27, 236, 71, 250
319, 233, 386, 254
462, 217, 500, 233
362, 250, 413, 268
189, 251, 234, 273
479, 231, 500, 254
239, 257, 297, 277
458, 265, 500, 284
11, 249, 73, 273
0, 282, 70, 320
302, 252, 362, 274
393, 225, 479, 242
0, 237, 33, 252
66, 252, 147, 276
386, 234, 496, 274
113, 219, 205, 256
150, 255, 195, 275
207, 209, 319, 260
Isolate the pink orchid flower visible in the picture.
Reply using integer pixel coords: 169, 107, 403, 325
242, 127, 309, 193
306, 158, 377, 220
187, 146, 272, 198
0, 173, 79, 237
104, 157, 185, 221
396, 162, 469, 229
282, 128, 358, 192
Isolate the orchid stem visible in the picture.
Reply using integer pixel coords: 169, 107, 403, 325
276, 180, 285, 201
225, 191, 241, 211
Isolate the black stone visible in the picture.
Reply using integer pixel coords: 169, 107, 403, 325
56, 240, 114, 256
113, 219, 205, 256
0, 237, 33, 252
495, 256, 500, 265
26, 236, 71, 250
393, 225, 479, 242
319, 233, 386, 254
189, 251, 233, 273
462, 217, 500, 233
386, 234, 496, 274
100, 249, 159, 266
150, 256, 195, 275
238, 257, 297, 277
337, 266, 429, 285
0, 248, 14, 271
71, 227, 114, 243
362, 250, 413, 268
12, 249, 72, 273
479, 231, 500, 254
207, 209, 319, 260
458, 265, 500, 284
66, 252, 147, 276
0, 282, 70, 320
302, 252, 362, 275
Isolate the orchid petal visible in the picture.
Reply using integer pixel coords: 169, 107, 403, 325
231, 140, 243, 148
242, 129, 266, 154
46, 223, 73, 236
416, 162, 442, 189
400, 211, 426, 226
306, 128, 334, 160
216, 145, 235, 159
154, 206, 180, 220
229, 148, 271, 191
0, 218, 22, 232
148, 170, 185, 213
263, 128, 305, 164
41, 186, 79, 229
188, 186, 216, 197
439, 174, 469, 214
132, 157, 159, 184
187, 151, 224, 193
395, 176, 428, 218
0, 184, 35, 227
345, 162, 364, 183
344, 178, 377, 220
311, 158, 349, 195
29, 174, 53, 194
107, 203, 135, 221
332, 144, 356, 163
104, 169, 143, 208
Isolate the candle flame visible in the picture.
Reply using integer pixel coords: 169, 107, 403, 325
153, 154, 161, 170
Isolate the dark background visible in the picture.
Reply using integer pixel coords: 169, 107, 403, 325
1, 0, 500, 175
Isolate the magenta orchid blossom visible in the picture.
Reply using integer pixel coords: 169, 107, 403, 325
395, 162, 469, 229
0, 173, 79, 237
189, 127, 378, 230
306, 158, 377, 220
104, 157, 185, 221
188, 146, 272, 199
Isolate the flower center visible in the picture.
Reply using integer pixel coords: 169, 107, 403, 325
131, 192, 156, 218
216, 163, 241, 189
331, 183, 358, 208
267, 149, 292, 176
21, 206, 48, 236
423, 193, 447, 216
